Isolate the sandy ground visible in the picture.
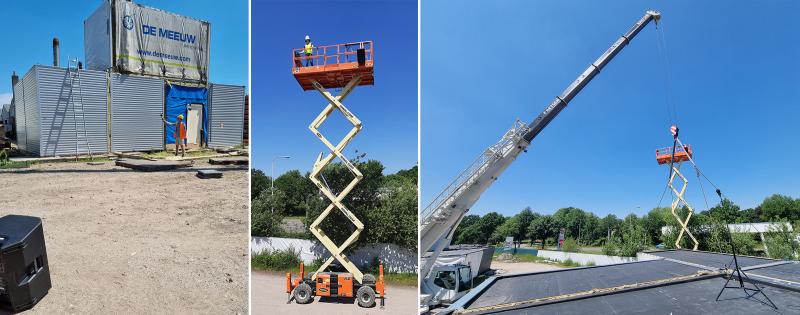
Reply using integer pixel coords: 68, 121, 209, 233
251, 271, 417, 315
1, 160, 249, 314
490, 261, 563, 275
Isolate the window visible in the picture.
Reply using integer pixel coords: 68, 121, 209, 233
433, 270, 456, 290
458, 267, 472, 292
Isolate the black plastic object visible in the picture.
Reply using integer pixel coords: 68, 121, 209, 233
0, 215, 51, 312
357, 48, 366, 66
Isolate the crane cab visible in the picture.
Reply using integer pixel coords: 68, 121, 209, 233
656, 144, 693, 165
422, 264, 474, 307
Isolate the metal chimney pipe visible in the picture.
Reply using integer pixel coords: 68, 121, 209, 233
11, 71, 19, 87
52, 38, 60, 67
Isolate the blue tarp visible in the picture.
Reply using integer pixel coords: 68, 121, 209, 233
165, 85, 208, 144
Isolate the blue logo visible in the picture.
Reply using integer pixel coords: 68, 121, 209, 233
123, 15, 134, 30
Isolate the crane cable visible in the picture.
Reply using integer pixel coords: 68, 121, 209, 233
654, 20, 678, 126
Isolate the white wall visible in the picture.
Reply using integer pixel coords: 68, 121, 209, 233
537, 250, 658, 266
251, 237, 417, 273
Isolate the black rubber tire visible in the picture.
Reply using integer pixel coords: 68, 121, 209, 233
362, 274, 376, 284
356, 286, 376, 308
294, 283, 314, 304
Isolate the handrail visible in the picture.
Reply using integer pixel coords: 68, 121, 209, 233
292, 40, 374, 69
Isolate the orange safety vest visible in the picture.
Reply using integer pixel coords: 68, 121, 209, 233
176, 122, 187, 140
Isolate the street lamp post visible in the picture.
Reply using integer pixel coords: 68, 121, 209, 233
271, 156, 291, 213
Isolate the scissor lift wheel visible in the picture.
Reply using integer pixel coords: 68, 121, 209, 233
357, 286, 376, 308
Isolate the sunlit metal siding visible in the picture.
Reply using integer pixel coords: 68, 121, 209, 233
208, 84, 245, 148
36, 66, 108, 157
12, 77, 27, 152
110, 74, 164, 152
22, 69, 40, 156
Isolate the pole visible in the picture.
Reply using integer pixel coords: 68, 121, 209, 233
271, 156, 291, 214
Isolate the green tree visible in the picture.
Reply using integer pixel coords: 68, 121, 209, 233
364, 172, 418, 249
273, 170, 315, 216
642, 208, 669, 245
304, 159, 385, 247
251, 169, 271, 199
456, 212, 506, 245
599, 214, 622, 243
707, 198, 742, 224
552, 207, 587, 241
251, 191, 286, 237
490, 216, 518, 245
759, 194, 800, 222
604, 215, 648, 257
527, 215, 556, 249
453, 215, 481, 244
516, 208, 537, 245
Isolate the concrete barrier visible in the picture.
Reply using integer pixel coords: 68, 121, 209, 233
251, 236, 417, 273
537, 250, 658, 266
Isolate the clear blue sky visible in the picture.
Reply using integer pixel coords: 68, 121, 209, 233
421, 1, 800, 218
251, 0, 418, 175
0, 0, 248, 106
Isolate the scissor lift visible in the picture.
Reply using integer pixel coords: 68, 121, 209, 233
285, 40, 385, 308
656, 134, 699, 250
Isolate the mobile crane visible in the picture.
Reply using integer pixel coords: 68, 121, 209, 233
419, 10, 662, 311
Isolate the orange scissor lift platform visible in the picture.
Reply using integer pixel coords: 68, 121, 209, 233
292, 41, 374, 90
656, 145, 693, 165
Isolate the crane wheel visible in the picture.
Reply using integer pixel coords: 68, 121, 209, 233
357, 286, 376, 308
294, 283, 313, 304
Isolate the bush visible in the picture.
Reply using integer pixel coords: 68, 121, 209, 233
703, 219, 757, 256
251, 247, 302, 271
562, 238, 580, 253
763, 222, 798, 260
602, 241, 617, 256
251, 191, 285, 237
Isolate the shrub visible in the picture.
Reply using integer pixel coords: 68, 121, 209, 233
763, 222, 798, 260
251, 247, 302, 271
562, 238, 580, 253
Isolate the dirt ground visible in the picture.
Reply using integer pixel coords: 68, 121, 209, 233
1, 160, 249, 314
251, 271, 417, 315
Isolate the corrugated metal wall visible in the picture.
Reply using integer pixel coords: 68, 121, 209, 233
12, 77, 27, 152
208, 84, 245, 148
36, 66, 108, 157
110, 74, 164, 152
22, 69, 40, 156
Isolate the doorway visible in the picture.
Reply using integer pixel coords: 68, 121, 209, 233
186, 104, 203, 146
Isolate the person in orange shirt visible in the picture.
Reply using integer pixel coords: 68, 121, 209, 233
161, 113, 187, 157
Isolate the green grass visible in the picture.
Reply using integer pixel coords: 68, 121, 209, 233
0, 160, 31, 169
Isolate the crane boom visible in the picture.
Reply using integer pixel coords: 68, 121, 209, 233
419, 10, 662, 286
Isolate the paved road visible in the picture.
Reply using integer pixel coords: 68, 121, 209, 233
251, 270, 417, 315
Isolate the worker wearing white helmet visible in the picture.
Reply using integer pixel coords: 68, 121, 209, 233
304, 35, 315, 67
161, 113, 187, 157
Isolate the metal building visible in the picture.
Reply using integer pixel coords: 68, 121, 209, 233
11, 66, 245, 157
110, 74, 165, 152
13, 66, 108, 157
208, 84, 246, 149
